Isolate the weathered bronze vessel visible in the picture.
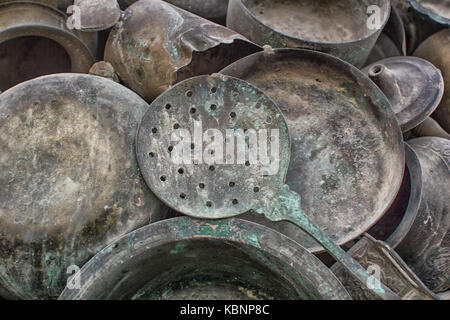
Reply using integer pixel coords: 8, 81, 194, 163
101, 0, 260, 102
0, 1, 96, 92
220, 48, 405, 255
59, 218, 352, 300
0, 74, 169, 299
226, 0, 391, 67
414, 29, 450, 133
363, 56, 444, 132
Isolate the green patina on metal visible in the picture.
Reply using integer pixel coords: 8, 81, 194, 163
170, 242, 188, 255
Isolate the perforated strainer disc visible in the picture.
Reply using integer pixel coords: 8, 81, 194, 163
137, 74, 290, 219
137, 74, 399, 300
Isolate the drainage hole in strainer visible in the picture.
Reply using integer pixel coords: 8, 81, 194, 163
210, 104, 217, 111
186, 91, 193, 97
160, 176, 166, 182
245, 161, 250, 167
211, 87, 217, 94
180, 193, 186, 199
199, 183, 205, 189
168, 146, 174, 152
174, 123, 180, 130
178, 168, 184, 174
232, 199, 239, 205
190, 107, 196, 114
209, 165, 215, 171
152, 128, 158, 134
230, 112, 236, 118
206, 201, 213, 207
149, 152, 155, 158
254, 187, 260, 193
165, 104, 171, 110
229, 182, 235, 187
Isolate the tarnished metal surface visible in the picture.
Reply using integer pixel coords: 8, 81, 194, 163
165, 0, 229, 24
366, 34, 402, 67
136, 73, 400, 300
368, 144, 422, 248
104, 0, 260, 102
366, 5, 406, 65
411, 117, 450, 140
220, 49, 405, 254
370, 139, 450, 293
363, 56, 444, 133
0, 1, 95, 91
392, 0, 445, 54
331, 234, 440, 300
226, 0, 390, 67
118, 0, 230, 24
407, 0, 450, 25
59, 217, 352, 300
137, 74, 290, 219
414, 29, 450, 133
74, 0, 121, 32
398, 137, 450, 292
0, 74, 169, 299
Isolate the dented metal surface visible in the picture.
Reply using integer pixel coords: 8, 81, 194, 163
220, 49, 405, 254
414, 29, 450, 133
0, 74, 170, 299
58, 217, 352, 300
363, 56, 444, 132
331, 234, 440, 300
226, 0, 390, 67
104, 0, 260, 102
0, 1, 96, 92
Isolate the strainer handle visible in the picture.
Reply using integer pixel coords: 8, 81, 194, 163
283, 208, 400, 300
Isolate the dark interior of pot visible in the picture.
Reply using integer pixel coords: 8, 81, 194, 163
175, 40, 260, 83
93, 239, 312, 300
0, 36, 71, 92
369, 163, 411, 242
242, 0, 387, 42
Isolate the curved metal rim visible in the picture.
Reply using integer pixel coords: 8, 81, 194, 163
219, 47, 406, 251
229, 0, 391, 46
0, 2, 95, 72
58, 217, 351, 300
385, 143, 422, 249
407, 0, 450, 25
